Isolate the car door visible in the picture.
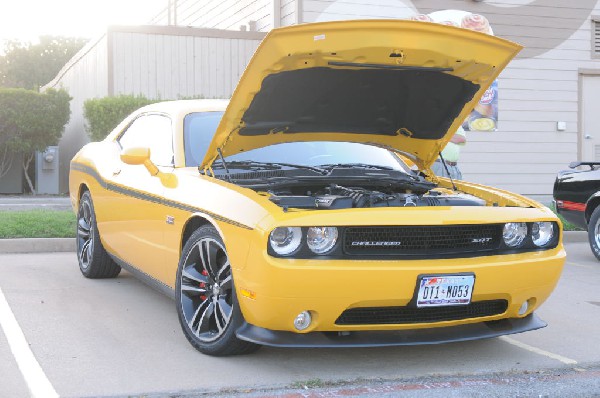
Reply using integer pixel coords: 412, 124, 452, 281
162, 111, 225, 280
100, 113, 174, 281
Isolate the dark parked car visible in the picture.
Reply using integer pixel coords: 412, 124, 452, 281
554, 161, 600, 259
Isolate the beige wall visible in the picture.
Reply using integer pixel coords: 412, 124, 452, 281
0, 154, 23, 194
304, 0, 416, 21
151, 0, 300, 30
281, 0, 299, 26
151, 0, 274, 32
109, 27, 263, 99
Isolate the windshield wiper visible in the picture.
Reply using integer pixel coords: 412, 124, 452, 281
212, 160, 327, 175
319, 163, 394, 171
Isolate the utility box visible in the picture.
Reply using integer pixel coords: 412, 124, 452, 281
35, 146, 59, 194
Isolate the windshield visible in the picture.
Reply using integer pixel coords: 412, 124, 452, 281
184, 111, 407, 171
224, 142, 406, 170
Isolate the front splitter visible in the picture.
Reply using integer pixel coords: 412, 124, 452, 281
236, 314, 546, 348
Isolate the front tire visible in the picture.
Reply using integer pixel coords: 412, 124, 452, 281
176, 225, 260, 356
76, 191, 121, 278
588, 206, 600, 261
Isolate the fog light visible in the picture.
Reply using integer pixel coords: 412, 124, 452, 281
294, 311, 312, 331
518, 301, 529, 316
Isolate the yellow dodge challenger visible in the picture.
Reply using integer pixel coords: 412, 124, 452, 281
70, 20, 565, 356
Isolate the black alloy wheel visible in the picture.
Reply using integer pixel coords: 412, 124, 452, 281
77, 195, 94, 271
181, 236, 233, 342
176, 225, 259, 356
76, 191, 121, 278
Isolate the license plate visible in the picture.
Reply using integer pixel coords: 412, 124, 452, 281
416, 275, 475, 307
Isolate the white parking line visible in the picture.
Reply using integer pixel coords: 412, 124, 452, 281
0, 288, 59, 398
499, 336, 578, 365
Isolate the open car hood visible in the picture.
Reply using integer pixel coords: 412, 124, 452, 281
201, 20, 522, 170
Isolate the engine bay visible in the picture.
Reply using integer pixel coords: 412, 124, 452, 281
267, 183, 486, 209
212, 163, 488, 210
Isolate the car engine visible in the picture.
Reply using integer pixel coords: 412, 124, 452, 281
268, 184, 486, 209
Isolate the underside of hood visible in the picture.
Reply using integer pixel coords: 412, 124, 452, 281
201, 19, 522, 170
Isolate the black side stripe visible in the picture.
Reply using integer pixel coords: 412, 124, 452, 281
71, 162, 253, 230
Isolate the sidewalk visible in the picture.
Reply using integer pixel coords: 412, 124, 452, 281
0, 195, 71, 211
0, 238, 75, 253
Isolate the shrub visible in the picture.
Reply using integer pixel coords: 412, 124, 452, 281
84, 95, 159, 141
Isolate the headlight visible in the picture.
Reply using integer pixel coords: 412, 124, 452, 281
269, 227, 302, 256
503, 222, 527, 247
307, 227, 338, 254
532, 222, 554, 247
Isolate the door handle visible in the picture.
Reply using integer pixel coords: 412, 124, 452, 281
585, 134, 593, 139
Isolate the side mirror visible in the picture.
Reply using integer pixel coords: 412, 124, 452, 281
120, 147, 159, 175
121, 147, 150, 165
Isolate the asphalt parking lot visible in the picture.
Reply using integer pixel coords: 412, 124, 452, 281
1, 237, 599, 398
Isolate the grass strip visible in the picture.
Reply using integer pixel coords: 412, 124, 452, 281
0, 210, 76, 238
546, 203, 583, 232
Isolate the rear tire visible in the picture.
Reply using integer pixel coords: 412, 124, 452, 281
588, 206, 600, 261
176, 225, 260, 356
76, 191, 121, 278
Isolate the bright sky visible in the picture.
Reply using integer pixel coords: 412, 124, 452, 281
0, 0, 167, 47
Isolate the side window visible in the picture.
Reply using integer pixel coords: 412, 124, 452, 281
119, 114, 173, 166
183, 111, 224, 166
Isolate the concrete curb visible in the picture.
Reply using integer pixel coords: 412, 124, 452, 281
0, 231, 589, 254
0, 238, 75, 254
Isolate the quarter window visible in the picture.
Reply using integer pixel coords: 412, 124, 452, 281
119, 114, 173, 166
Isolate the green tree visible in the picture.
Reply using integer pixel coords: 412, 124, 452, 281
0, 36, 87, 90
0, 88, 71, 194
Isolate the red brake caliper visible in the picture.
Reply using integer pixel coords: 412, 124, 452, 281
200, 270, 208, 300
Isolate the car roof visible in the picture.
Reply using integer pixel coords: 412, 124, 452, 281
137, 99, 230, 118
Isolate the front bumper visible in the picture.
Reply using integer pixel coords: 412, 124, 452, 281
235, 314, 546, 347
234, 246, 565, 333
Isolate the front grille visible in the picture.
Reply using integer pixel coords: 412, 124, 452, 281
343, 224, 503, 257
335, 300, 508, 325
